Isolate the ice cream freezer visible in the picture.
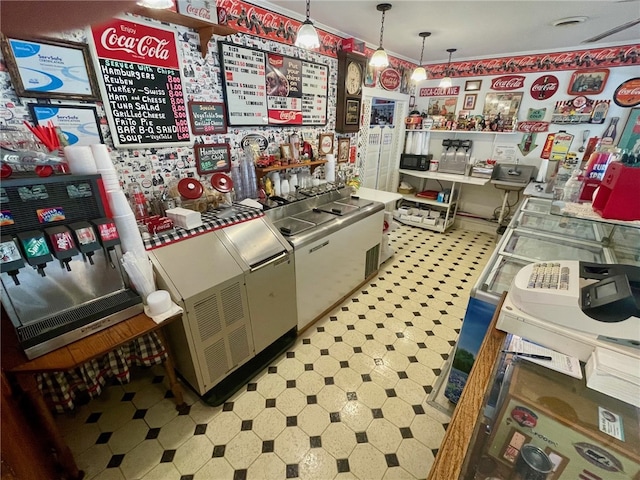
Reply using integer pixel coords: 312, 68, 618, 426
445, 197, 639, 404
149, 214, 297, 400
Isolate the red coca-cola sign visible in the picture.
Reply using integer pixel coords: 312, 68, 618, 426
516, 121, 550, 133
380, 68, 401, 91
268, 110, 303, 124
268, 55, 284, 67
530, 75, 559, 100
92, 19, 179, 69
614, 77, 640, 107
491, 75, 525, 91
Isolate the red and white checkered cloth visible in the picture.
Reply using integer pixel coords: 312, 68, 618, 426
37, 332, 168, 413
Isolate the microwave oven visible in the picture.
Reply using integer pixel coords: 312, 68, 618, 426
400, 154, 432, 171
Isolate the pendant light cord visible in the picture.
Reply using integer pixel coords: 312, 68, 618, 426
419, 37, 425, 65
305, 0, 311, 21
379, 10, 386, 48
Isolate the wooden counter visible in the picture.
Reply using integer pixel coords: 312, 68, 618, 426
1, 312, 185, 480
427, 293, 507, 480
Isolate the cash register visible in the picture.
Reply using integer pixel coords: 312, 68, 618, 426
497, 261, 640, 361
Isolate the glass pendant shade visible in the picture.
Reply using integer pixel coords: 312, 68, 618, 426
136, 0, 173, 9
411, 66, 427, 82
439, 76, 452, 88
370, 48, 389, 68
295, 20, 320, 49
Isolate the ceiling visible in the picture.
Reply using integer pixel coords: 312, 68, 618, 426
267, 0, 640, 64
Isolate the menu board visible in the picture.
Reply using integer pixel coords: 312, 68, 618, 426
89, 18, 190, 148
188, 102, 227, 135
219, 42, 328, 127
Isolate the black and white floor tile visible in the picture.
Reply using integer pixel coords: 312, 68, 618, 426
54, 225, 495, 480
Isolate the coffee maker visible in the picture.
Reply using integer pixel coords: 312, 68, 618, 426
1, 174, 142, 359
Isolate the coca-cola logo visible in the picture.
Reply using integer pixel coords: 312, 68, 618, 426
614, 77, 640, 107
530, 75, 559, 100
269, 55, 284, 67
380, 68, 401, 91
100, 27, 170, 60
491, 75, 525, 91
217, 7, 228, 25
516, 121, 549, 133
185, 4, 211, 19
279, 111, 298, 121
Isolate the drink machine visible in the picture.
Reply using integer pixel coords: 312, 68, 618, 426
0, 174, 142, 359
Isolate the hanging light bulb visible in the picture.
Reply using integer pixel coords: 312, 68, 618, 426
136, 0, 173, 9
411, 31, 431, 83
439, 48, 456, 88
295, 0, 320, 49
370, 3, 392, 68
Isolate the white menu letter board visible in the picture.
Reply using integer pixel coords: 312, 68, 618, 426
219, 42, 328, 127
88, 17, 190, 148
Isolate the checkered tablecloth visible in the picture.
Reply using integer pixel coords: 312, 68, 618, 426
143, 203, 264, 250
37, 332, 168, 413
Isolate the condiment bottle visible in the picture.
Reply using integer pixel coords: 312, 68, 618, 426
128, 182, 148, 220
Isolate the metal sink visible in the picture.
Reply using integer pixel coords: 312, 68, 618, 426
491, 163, 536, 190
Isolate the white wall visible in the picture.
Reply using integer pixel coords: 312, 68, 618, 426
412, 64, 638, 220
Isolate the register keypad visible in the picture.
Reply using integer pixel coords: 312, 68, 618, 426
527, 263, 570, 290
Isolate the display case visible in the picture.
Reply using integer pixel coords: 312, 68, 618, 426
457, 349, 640, 480
429, 302, 640, 480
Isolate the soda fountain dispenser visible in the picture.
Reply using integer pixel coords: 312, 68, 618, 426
0, 174, 143, 359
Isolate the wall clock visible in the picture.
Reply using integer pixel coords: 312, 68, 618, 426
336, 50, 367, 133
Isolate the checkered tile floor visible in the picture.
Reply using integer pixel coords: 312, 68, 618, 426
54, 225, 495, 480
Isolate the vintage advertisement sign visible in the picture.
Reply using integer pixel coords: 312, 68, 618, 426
517, 121, 549, 133
613, 77, 640, 107
530, 74, 559, 100
176, 0, 218, 24
380, 68, 401, 91
419, 86, 460, 97
89, 17, 190, 148
491, 75, 525, 90
219, 42, 328, 126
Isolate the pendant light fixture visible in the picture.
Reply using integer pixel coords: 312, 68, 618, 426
295, 0, 320, 49
370, 3, 392, 68
439, 48, 457, 88
136, 0, 173, 9
410, 31, 431, 82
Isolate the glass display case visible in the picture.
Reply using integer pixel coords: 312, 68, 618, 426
429, 305, 640, 480
458, 349, 640, 480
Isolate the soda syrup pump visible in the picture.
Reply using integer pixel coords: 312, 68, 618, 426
0, 174, 142, 360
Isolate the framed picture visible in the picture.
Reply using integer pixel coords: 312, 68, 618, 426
337, 138, 350, 163
499, 427, 531, 465
409, 95, 416, 108
568, 68, 610, 95
465, 79, 482, 91
463, 94, 477, 110
427, 96, 458, 117
543, 448, 569, 480
318, 133, 335, 156
194, 143, 231, 175
280, 143, 293, 161
364, 59, 377, 88
618, 107, 640, 154
28, 103, 103, 146
345, 99, 361, 126
483, 92, 523, 128
1, 36, 100, 101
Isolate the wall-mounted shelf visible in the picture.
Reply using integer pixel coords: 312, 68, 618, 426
255, 159, 327, 176
132, 6, 237, 58
428, 130, 519, 135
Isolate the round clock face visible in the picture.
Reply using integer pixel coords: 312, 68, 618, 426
346, 62, 362, 95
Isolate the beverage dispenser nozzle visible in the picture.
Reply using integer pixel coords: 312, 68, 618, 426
45, 226, 79, 272
16, 230, 53, 277
0, 236, 25, 285
91, 218, 121, 269
69, 221, 101, 266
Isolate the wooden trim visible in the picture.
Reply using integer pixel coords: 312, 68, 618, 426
427, 293, 507, 480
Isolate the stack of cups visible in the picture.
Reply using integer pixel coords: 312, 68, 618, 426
325, 154, 336, 183
64, 146, 98, 174
112, 210, 147, 260
91, 144, 121, 191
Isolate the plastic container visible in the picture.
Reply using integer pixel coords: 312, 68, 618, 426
128, 182, 148, 220
579, 148, 616, 201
